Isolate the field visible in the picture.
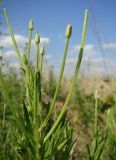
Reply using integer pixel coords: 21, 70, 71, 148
0, 6, 116, 160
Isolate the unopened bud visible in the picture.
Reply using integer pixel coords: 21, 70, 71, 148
95, 90, 98, 99
40, 45, 44, 55
65, 24, 72, 39
29, 19, 33, 31
35, 33, 40, 44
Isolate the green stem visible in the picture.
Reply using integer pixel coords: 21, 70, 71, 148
34, 44, 41, 159
35, 43, 39, 71
39, 37, 70, 132
39, 52, 44, 103
33, 43, 39, 123
3, 104, 6, 129
26, 30, 32, 61
94, 91, 98, 136
49, 38, 70, 112
93, 90, 98, 152
4, 9, 23, 66
43, 9, 88, 143
40, 53, 44, 75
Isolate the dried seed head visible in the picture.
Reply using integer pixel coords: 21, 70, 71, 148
65, 24, 72, 39
40, 45, 44, 55
29, 19, 33, 31
35, 33, 40, 44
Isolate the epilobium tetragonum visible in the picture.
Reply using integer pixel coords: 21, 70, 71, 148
1, 8, 88, 159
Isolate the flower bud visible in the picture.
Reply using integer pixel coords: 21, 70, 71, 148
35, 33, 40, 44
65, 24, 72, 39
29, 19, 33, 31
95, 90, 98, 99
40, 45, 44, 55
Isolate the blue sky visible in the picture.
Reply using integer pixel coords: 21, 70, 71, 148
0, 0, 116, 76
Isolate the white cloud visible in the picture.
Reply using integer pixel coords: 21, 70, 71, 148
3, 50, 17, 58
0, 34, 50, 49
102, 43, 116, 49
44, 54, 52, 60
0, 33, 52, 76
31, 37, 50, 48
73, 44, 94, 52
67, 44, 95, 65
66, 57, 77, 65
0, 34, 27, 48
67, 44, 115, 76
9, 62, 20, 69
40, 37, 50, 45
0, 34, 50, 60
